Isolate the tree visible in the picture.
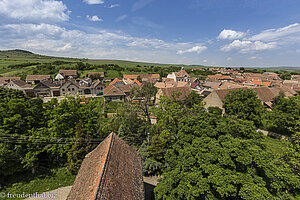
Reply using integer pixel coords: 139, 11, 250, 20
130, 82, 157, 124
183, 91, 203, 108
280, 72, 292, 80
154, 115, 300, 199
223, 89, 266, 126
208, 106, 222, 115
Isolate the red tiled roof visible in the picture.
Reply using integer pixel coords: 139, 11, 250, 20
134, 80, 142, 85
174, 70, 190, 77
109, 78, 123, 86
67, 133, 144, 200
26, 75, 51, 81
123, 74, 139, 79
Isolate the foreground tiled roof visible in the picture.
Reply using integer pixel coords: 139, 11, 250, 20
26, 75, 51, 81
67, 133, 144, 200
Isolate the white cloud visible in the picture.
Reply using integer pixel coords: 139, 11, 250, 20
249, 23, 300, 41
86, 15, 103, 22
203, 59, 207, 63
226, 57, 232, 61
108, 4, 120, 8
177, 45, 207, 55
217, 29, 246, 40
132, 0, 155, 11
248, 56, 257, 60
0, 0, 70, 23
221, 40, 276, 53
83, 0, 104, 4
115, 15, 127, 22
0, 23, 205, 64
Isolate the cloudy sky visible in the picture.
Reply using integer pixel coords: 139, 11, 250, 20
0, 0, 300, 67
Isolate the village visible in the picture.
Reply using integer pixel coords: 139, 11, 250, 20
0, 67, 299, 111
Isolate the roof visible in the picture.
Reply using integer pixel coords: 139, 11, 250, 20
67, 133, 144, 200
103, 85, 126, 96
214, 87, 277, 102
174, 70, 190, 77
88, 72, 105, 78
0, 77, 21, 84
26, 75, 51, 81
123, 74, 139, 80
92, 79, 104, 87
109, 78, 123, 86
12, 80, 32, 88
59, 70, 77, 76
139, 74, 160, 79
159, 86, 192, 100
154, 82, 174, 89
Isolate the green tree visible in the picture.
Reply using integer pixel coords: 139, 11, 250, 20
154, 115, 300, 199
223, 89, 266, 126
130, 82, 157, 124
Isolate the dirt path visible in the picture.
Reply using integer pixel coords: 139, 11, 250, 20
25, 186, 72, 200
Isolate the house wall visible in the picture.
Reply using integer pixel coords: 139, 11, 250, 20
4, 83, 26, 94
34, 85, 52, 97
203, 91, 224, 111
104, 95, 125, 102
166, 73, 176, 81
93, 85, 105, 95
155, 89, 163, 104
60, 82, 79, 96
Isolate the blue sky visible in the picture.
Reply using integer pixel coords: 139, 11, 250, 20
0, 0, 300, 67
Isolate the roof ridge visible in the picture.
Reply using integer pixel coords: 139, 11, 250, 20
94, 132, 115, 200
90, 133, 114, 200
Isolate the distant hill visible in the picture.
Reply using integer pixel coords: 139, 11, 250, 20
0, 49, 208, 68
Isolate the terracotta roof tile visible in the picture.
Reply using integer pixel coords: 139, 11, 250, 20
67, 133, 144, 200
109, 78, 123, 86
0, 77, 21, 84
26, 75, 51, 81
123, 75, 139, 79
59, 70, 78, 76
160, 86, 192, 100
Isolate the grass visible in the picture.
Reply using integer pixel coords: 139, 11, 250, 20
262, 135, 285, 155
0, 167, 75, 200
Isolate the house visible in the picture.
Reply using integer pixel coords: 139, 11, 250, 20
167, 67, 190, 82
109, 78, 124, 86
203, 87, 279, 111
91, 79, 105, 95
58, 70, 78, 79
26, 75, 51, 84
0, 77, 21, 87
123, 74, 139, 81
67, 133, 144, 200
33, 80, 60, 97
5, 80, 34, 97
139, 74, 160, 83
156, 86, 192, 104
60, 80, 80, 96
103, 85, 126, 102
205, 74, 233, 82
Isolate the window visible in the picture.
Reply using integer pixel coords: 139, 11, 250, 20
72, 88, 75, 91
62, 89, 65, 91
68, 88, 70, 91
